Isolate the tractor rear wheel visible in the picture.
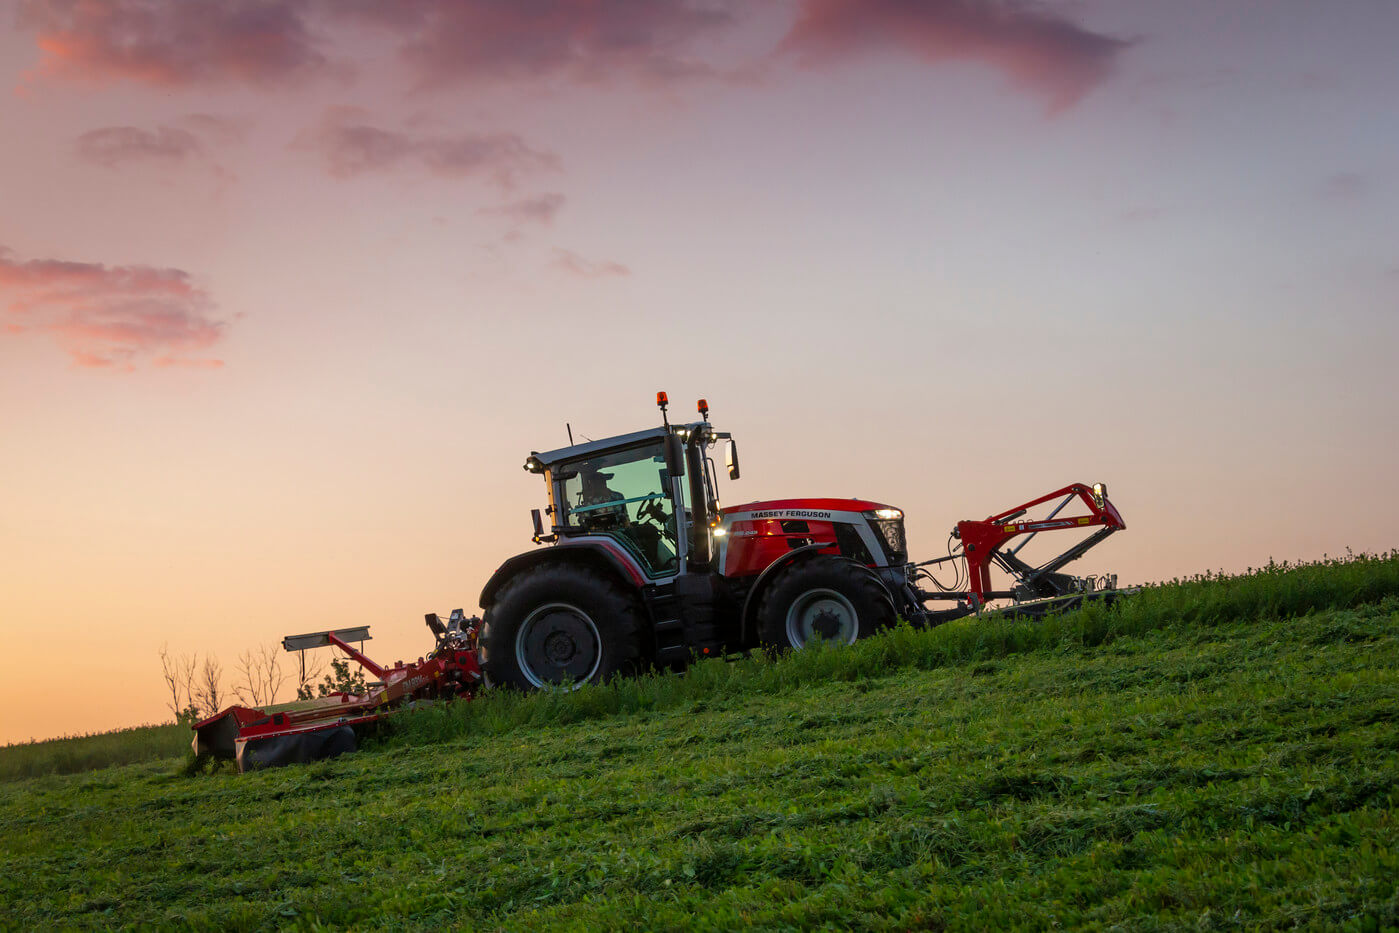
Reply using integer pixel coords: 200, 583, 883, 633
480, 563, 643, 690
757, 556, 895, 651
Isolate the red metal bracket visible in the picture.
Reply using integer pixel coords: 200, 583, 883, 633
956, 484, 1125, 602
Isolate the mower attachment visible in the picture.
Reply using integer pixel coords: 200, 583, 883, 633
192, 610, 482, 772
908, 483, 1126, 623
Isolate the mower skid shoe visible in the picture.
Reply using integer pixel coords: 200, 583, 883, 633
237, 726, 357, 773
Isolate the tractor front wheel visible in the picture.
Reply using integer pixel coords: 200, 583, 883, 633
757, 556, 895, 651
480, 563, 642, 690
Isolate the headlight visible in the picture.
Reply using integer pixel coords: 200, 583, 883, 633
712, 527, 726, 537
863, 509, 907, 563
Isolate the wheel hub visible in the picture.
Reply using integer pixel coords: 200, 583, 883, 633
786, 588, 859, 648
543, 629, 578, 664
810, 608, 844, 640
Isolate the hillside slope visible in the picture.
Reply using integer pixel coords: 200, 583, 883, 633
2, 557, 1396, 930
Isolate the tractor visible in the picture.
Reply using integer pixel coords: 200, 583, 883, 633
194, 392, 1126, 769
476, 393, 1126, 690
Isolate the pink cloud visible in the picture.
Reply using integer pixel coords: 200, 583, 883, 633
0, 246, 227, 370
779, 0, 1132, 111
17, 0, 732, 90
367, 0, 733, 88
17, 1, 1129, 111
300, 111, 559, 186
551, 248, 630, 278
18, 0, 327, 87
478, 193, 567, 226
75, 125, 203, 167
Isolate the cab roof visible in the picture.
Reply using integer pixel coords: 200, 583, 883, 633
530, 422, 706, 469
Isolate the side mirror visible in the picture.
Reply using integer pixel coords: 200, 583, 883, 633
665, 434, 686, 477
725, 439, 740, 480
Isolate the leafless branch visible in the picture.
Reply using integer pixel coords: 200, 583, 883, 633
158, 643, 198, 719
234, 644, 287, 708
194, 655, 224, 716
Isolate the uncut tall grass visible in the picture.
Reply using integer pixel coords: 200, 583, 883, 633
0, 723, 190, 782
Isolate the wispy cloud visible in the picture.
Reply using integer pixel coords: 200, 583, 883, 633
17, 0, 732, 90
75, 125, 203, 167
779, 0, 1132, 111
0, 246, 227, 370
551, 248, 630, 278
478, 193, 567, 226
18, 0, 329, 87
352, 0, 735, 89
298, 110, 559, 186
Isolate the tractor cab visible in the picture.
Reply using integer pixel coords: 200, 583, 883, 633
522, 396, 737, 581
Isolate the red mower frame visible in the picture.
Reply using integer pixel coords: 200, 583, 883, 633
914, 483, 1126, 614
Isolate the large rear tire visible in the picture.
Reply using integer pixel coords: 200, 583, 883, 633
480, 563, 643, 690
757, 556, 895, 651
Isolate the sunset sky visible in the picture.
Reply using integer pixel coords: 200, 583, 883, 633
2, 0, 1396, 745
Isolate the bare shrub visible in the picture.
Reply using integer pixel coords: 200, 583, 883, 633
234, 644, 287, 708
158, 644, 200, 722
194, 656, 224, 716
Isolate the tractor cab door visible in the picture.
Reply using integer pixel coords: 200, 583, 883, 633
558, 440, 685, 578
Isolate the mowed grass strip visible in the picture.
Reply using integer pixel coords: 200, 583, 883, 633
0, 569, 1394, 929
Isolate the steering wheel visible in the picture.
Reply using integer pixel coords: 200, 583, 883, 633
635, 496, 665, 525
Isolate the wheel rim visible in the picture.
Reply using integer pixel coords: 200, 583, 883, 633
785, 588, 859, 648
515, 602, 603, 689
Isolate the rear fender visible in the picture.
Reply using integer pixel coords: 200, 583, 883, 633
479, 538, 647, 609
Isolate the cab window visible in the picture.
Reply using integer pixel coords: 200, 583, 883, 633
559, 442, 679, 576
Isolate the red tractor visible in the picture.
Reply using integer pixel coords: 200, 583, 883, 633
477, 393, 1126, 690
194, 392, 1126, 769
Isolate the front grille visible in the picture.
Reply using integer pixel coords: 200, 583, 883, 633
870, 518, 907, 565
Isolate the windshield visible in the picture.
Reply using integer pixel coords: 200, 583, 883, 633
558, 441, 680, 576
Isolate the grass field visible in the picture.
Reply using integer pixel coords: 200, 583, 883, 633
1, 554, 1396, 929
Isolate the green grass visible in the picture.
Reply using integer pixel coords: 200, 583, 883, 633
1, 553, 1396, 930
0, 722, 191, 782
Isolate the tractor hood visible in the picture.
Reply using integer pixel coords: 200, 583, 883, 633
722, 497, 896, 517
